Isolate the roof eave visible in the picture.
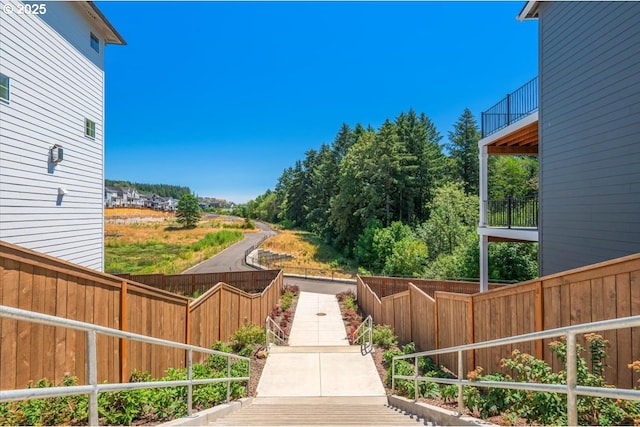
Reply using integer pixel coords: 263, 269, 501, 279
86, 2, 126, 45
517, 0, 539, 21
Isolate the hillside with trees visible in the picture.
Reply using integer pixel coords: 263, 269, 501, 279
105, 180, 191, 199
241, 108, 538, 282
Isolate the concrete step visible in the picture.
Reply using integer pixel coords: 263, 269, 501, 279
269, 345, 360, 353
209, 402, 432, 426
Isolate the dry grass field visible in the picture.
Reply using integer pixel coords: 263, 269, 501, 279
260, 229, 354, 273
104, 208, 252, 274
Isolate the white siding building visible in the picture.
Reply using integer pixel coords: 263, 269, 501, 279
0, 1, 124, 271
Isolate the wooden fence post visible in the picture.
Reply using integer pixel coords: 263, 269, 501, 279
468, 296, 475, 370
434, 293, 439, 365
185, 299, 191, 367
120, 281, 128, 382
535, 281, 544, 360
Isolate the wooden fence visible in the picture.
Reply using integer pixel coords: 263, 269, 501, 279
189, 276, 281, 363
0, 241, 283, 391
360, 276, 503, 298
357, 253, 640, 389
116, 270, 280, 296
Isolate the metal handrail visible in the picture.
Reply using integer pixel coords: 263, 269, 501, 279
0, 305, 250, 425
392, 315, 640, 426
350, 315, 373, 355
265, 315, 287, 349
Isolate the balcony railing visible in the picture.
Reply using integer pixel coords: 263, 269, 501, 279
481, 77, 538, 138
485, 194, 538, 228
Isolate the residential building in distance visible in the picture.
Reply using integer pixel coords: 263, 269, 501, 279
0, 1, 125, 271
478, 1, 640, 290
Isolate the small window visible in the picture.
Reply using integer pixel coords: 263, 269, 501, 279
0, 73, 9, 102
90, 33, 99, 53
85, 118, 96, 138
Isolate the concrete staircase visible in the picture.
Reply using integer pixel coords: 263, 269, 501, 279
208, 293, 430, 426
209, 397, 431, 426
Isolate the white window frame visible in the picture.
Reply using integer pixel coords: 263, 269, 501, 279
0, 73, 9, 102
85, 118, 96, 139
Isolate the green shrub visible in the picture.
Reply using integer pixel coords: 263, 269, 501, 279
283, 284, 300, 295
372, 325, 398, 348
0, 375, 88, 426
230, 322, 265, 355
280, 290, 295, 311
336, 290, 356, 303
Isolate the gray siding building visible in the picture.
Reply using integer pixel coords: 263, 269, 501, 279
534, 1, 640, 276
478, 1, 640, 289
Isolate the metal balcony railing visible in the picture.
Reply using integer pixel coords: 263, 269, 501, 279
485, 194, 538, 228
481, 77, 538, 138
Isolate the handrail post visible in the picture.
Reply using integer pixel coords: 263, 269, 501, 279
226, 356, 231, 403
247, 358, 251, 397
187, 349, 193, 416
457, 350, 464, 415
86, 330, 99, 427
391, 359, 395, 394
414, 356, 419, 402
265, 320, 270, 349
567, 333, 578, 426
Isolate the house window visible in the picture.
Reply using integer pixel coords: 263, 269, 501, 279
90, 33, 99, 53
85, 118, 96, 138
0, 73, 9, 102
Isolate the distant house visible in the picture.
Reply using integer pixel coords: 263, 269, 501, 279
477, 1, 640, 290
105, 187, 120, 207
0, 1, 125, 271
104, 186, 143, 208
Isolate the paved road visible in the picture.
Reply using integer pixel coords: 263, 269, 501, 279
283, 277, 356, 296
182, 219, 356, 295
182, 220, 276, 273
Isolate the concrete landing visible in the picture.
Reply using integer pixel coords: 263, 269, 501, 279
256, 291, 385, 399
287, 292, 349, 346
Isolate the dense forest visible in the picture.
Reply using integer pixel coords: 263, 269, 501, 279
105, 180, 191, 199
240, 108, 539, 282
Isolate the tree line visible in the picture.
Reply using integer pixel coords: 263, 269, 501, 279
241, 108, 538, 282
105, 180, 191, 199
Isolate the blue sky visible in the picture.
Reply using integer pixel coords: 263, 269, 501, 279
98, 1, 538, 203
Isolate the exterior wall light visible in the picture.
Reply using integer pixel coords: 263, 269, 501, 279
50, 144, 64, 163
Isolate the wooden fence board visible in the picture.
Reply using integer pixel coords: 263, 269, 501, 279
17, 263, 33, 389
1, 259, 20, 390
409, 285, 435, 352
436, 292, 473, 375
601, 275, 618, 385
631, 271, 640, 387
616, 273, 632, 389
43, 270, 57, 383
30, 267, 45, 385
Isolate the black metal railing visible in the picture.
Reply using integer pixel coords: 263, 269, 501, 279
481, 77, 538, 138
485, 194, 538, 228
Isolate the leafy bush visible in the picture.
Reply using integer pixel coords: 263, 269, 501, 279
283, 284, 300, 295
372, 324, 398, 349
229, 322, 265, 356
0, 375, 88, 426
336, 290, 356, 303
465, 368, 512, 418
280, 290, 295, 311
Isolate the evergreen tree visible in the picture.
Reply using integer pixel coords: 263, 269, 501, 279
447, 108, 480, 195
176, 194, 201, 228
